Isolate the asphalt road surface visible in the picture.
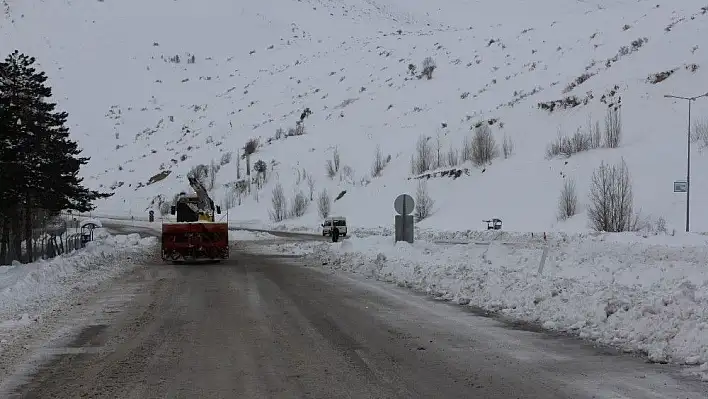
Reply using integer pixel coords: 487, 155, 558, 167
2, 224, 707, 398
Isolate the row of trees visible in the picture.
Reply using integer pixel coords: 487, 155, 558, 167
0, 51, 110, 264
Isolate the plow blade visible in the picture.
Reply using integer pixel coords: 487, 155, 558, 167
161, 222, 229, 262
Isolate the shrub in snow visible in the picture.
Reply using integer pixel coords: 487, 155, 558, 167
537, 95, 590, 112
275, 127, 284, 140
317, 189, 331, 219
471, 124, 499, 166
299, 107, 312, 121
415, 180, 434, 221
269, 183, 287, 222
557, 178, 578, 221
407, 63, 416, 76
290, 189, 308, 218
563, 72, 594, 93
587, 158, 638, 232
647, 69, 676, 84
220, 152, 232, 166
419, 57, 436, 80
546, 127, 599, 158
286, 122, 306, 136
372, 145, 389, 177
411, 135, 434, 175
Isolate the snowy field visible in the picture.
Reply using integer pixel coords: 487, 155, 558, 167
265, 230, 708, 380
0, 229, 156, 345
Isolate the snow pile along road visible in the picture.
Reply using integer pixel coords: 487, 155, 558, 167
0, 229, 156, 333
273, 232, 708, 380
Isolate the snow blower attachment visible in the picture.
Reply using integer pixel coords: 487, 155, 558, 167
161, 176, 229, 262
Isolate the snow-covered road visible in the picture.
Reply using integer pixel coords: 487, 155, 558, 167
2, 232, 707, 398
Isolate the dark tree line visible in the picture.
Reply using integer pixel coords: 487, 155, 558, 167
0, 50, 111, 264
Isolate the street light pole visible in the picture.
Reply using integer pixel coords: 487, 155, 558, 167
664, 92, 708, 232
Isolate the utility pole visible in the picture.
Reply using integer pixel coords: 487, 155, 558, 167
664, 92, 708, 232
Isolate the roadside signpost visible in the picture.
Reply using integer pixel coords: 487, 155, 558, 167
674, 180, 687, 193
394, 194, 415, 243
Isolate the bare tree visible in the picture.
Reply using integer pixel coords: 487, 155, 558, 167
269, 183, 287, 222
557, 178, 578, 221
340, 165, 355, 183
326, 159, 336, 179
435, 133, 444, 168
502, 134, 514, 159
333, 147, 340, 173
254, 159, 267, 185
159, 200, 171, 216
447, 147, 459, 166
372, 145, 386, 177
236, 149, 241, 179
275, 127, 284, 140
290, 189, 308, 217
306, 174, 315, 201
604, 106, 622, 149
208, 161, 219, 190
415, 180, 434, 221
691, 117, 708, 147
411, 135, 433, 175
471, 124, 499, 166
187, 163, 218, 191
461, 135, 473, 163
317, 189, 331, 219
590, 119, 602, 149
294, 122, 306, 136
222, 187, 237, 209
244, 137, 259, 156
587, 158, 636, 232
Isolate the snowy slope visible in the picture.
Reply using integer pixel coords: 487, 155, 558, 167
3, 0, 708, 232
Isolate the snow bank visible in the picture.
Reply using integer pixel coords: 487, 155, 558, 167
228, 230, 274, 241
0, 229, 156, 335
273, 232, 708, 379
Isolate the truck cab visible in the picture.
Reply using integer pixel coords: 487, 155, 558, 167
322, 216, 347, 237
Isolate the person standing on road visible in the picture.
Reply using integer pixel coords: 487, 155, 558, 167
332, 226, 340, 242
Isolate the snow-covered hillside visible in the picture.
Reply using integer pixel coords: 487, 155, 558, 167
3, 0, 708, 233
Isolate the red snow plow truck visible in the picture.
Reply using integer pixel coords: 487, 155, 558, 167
161, 176, 229, 262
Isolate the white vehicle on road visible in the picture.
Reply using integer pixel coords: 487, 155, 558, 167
321, 216, 347, 237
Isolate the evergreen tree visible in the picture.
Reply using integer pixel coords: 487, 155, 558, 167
0, 50, 112, 262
